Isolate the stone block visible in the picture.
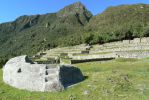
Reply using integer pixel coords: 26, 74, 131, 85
3, 55, 84, 92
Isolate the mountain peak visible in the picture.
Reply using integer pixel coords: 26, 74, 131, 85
57, 2, 93, 25
57, 2, 92, 16
72, 1, 85, 8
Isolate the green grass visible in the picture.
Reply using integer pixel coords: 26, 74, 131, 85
115, 58, 139, 62
34, 58, 47, 62
1, 58, 149, 100
74, 52, 111, 56
60, 58, 71, 64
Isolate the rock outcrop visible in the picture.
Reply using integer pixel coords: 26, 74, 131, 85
3, 55, 84, 92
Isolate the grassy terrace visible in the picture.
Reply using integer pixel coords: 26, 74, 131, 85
91, 44, 149, 50
0, 58, 149, 100
73, 52, 111, 56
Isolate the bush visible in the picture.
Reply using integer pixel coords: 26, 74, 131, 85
85, 34, 94, 44
0, 59, 7, 68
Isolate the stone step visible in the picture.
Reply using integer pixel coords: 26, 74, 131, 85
45, 77, 55, 82
45, 75, 58, 82
45, 65, 58, 69
46, 73, 58, 77
45, 69, 58, 75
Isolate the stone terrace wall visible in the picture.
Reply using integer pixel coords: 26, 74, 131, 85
103, 37, 149, 46
71, 51, 149, 61
90, 37, 149, 54
72, 53, 116, 60
117, 51, 149, 58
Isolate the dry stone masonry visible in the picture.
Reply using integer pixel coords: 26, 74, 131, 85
3, 55, 84, 92
34, 37, 149, 64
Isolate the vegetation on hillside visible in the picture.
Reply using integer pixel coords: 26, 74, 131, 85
85, 4, 149, 44
0, 2, 149, 65
0, 2, 92, 63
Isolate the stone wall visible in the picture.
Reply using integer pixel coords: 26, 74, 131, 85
97, 37, 149, 48
35, 37, 149, 64
71, 58, 114, 64
72, 53, 116, 60
117, 51, 149, 58
90, 37, 149, 54
71, 51, 149, 63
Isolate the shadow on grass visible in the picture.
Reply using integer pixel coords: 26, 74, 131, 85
84, 76, 89, 80
64, 76, 89, 88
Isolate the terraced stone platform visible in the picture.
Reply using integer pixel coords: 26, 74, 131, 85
3, 56, 84, 92
35, 37, 149, 64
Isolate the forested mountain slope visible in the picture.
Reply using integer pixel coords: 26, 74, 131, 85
85, 4, 149, 44
0, 2, 92, 62
0, 2, 149, 65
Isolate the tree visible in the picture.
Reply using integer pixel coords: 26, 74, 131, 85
125, 30, 133, 40
142, 26, 149, 37
98, 35, 104, 44
0, 58, 8, 68
85, 34, 94, 44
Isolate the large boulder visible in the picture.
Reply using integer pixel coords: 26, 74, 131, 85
3, 55, 84, 92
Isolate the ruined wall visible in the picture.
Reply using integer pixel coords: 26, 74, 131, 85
71, 51, 149, 63
72, 53, 116, 60
71, 58, 114, 64
100, 37, 149, 47
90, 37, 149, 54
117, 51, 149, 58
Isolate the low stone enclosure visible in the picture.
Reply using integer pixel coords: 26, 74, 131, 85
3, 55, 84, 92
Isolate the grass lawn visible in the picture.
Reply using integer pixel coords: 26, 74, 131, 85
0, 58, 149, 100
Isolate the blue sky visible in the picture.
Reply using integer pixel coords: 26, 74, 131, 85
0, 0, 149, 23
